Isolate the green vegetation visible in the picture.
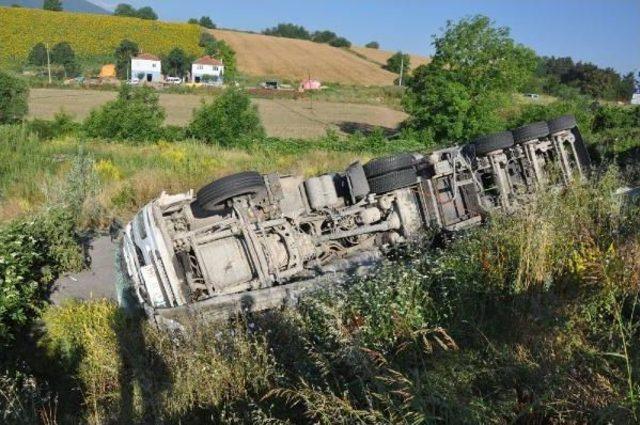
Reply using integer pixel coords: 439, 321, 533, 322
384, 51, 410, 74
2, 170, 638, 423
197, 16, 216, 29
199, 32, 237, 78
42, 0, 61, 11
114, 3, 158, 20
365, 41, 379, 49
188, 88, 264, 146
535, 56, 636, 101
163, 47, 190, 78
114, 39, 139, 79
0, 71, 28, 124
84, 85, 166, 142
403, 15, 537, 142
262, 22, 352, 47
50, 41, 79, 77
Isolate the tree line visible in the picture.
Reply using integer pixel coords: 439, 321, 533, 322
262, 23, 352, 48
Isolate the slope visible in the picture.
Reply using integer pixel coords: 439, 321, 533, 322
350, 46, 431, 69
0, 7, 201, 64
0, 0, 109, 14
210, 29, 400, 86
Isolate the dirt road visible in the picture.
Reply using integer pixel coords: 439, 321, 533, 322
28, 88, 407, 139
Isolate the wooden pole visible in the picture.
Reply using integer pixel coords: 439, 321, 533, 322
46, 42, 52, 84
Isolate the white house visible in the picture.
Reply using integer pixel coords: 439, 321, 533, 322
131, 53, 162, 83
191, 56, 224, 85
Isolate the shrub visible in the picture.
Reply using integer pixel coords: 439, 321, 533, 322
0, 71, 28, 124
51, 41, 80, 77
27, 111, 80, 140
84, 85, 166, 141
592, 105, 640, 132
43, 0, 62, 11
365, 41, 379, 49
188, 88, 264, 146
0, 208, 83, 347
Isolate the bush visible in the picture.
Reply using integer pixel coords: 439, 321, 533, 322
188, 88, 264, 146
0, 208, 83, 347
0, 71, 28, 124
84, 85, 166, 141
592, 105, 640, 132
27, 111, 80, 140
365, 41, 379, 49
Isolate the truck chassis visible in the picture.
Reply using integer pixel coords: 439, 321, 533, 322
119, 115, 591, 325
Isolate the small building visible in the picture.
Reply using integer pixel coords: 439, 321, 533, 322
299, 78, 322, 91
131, 53, 161, 83
191, 56, 224, 85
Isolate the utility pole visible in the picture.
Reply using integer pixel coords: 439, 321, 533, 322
46, 42, 52, 84
308, 69, 313, 111
398, 55, 404, 87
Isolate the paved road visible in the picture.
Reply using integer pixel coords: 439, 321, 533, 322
50, 236, 118, 304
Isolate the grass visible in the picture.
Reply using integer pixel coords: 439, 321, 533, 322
4, 169, 637, 424
0, 127, 424, 225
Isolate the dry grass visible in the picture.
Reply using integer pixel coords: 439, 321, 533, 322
350, 46, 431, 70
28, 88, 408, 138
210, 29, 399, 86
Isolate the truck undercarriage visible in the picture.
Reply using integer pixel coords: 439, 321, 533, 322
119, 115, 593, 326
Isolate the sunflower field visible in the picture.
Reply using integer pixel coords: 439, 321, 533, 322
0, 8, 202, 65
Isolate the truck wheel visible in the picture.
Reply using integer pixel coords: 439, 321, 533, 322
512, 121, 549, 144
368, 168, 418, 194
363, 153, 417, 178
197, 171, 266, 210
472, 131, 514, 156
547, 115, 577, 134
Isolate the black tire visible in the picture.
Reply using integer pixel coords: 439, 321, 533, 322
547, 115, 577, 134
368, 168, 418, 194
363, 153, 416, 178
197, 171, 266, 210
512, 121, 549, 144
472, 131, 514, 156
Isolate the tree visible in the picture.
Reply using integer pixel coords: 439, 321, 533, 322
385, 51, 410, 74
114, 3, 137, 17
403, 15, 537, 142
164, 47, 189, 77
262, 23, 311, 40
84, 85, 165, 141
201, 36, 236, 79
43, 0, 62, 11
365, 41, 379, 49
188, 88, 264, 145
329, 36, 350, 48
312, 30, 338, 43
51, 42, 79, 77
136, 6, 158, 20
114, 39, 139, 79
27, 42, 48, 67
0, 71, 28, 124
199, 16, 216, 29
187, 18, 198, 24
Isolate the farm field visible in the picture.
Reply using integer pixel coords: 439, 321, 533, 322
210, 29, 399, 85
28, 88, 408, 138
350, 46, 431, 68
0, 7, 201, 64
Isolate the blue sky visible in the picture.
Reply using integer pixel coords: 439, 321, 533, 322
99, 0, 640, 74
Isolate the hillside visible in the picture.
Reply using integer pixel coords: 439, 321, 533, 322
0, 7, 201, 64
210, 29, 401, 86
350, 46, 431, 69
0, 0, 109, 14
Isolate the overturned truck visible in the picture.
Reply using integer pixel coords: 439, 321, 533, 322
119, 115, 591, 325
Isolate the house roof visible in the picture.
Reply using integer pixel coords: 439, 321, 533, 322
193, 55, 223, 66
135, 53, 160, 61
